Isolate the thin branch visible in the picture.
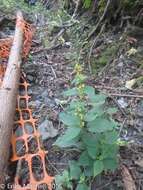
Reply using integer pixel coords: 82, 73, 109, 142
72, 0, 82, 18
88, 0, 111, 39
88, 23, 106, 73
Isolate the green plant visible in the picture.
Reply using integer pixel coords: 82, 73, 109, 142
83, 0, 92, 8
54, 63, 119, 190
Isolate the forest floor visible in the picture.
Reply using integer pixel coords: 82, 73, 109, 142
0, 2, 143, 190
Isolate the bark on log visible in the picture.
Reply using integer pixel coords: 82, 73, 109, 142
0, 11, 24, 186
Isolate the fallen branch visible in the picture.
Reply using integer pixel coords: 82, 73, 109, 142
94, 85, 143, 98
0, 11, 24, 186
108, 93, 143, 98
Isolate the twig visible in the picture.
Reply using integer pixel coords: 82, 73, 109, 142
94, 85, 125, 91
119, 118, 127, 136
96, 41, 122, 79
94, 85, 143, 98
50, 66, 57, 79
72, 0, 82, 18
111, 97, 127, 117
88, 23, 106, 73
108, 93, 143, 98
46, 158, 60, 174
51, 28, 65, 45
96, 180, 112, 190
88, 0, 111, 39
31, 43, 63, 54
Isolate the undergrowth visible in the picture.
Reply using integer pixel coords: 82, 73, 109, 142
54, 63, 119, 190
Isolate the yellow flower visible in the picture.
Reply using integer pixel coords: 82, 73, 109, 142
74, 63, 83, 73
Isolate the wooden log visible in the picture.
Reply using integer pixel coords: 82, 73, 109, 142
0, 11, 24, 186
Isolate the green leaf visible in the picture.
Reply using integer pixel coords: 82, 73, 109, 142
101, 144, 118, 159
82, 132, 99, 147
78, 151, 90, 166
107, 107, 118, 114
54, 127, 81, 147
104, 131, 118, 144
89, 94, 107, 105
87, 146, 98, 159
55, 170, 71, 190
93, 160, 104, 177
81, 133, 99, 159
83, 0, 92, 8
72, 74, 87, 85
59, 112, 80, 126
88, 118, 116, 133
76, 183, 89, 190
63, 88, 78, 96
70, 101, 85, 110
84, 86, 95, 97
69, 161, 81, 180
103, 158, 118, 171
54, 138, 78, 148
84, 165, 93, 177
85, 106, 104, 122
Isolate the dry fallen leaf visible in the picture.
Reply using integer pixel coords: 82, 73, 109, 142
121, 165, 136, 190
135, 158, 143, 167
126, 47, 137, 56
125, 78, 136, 90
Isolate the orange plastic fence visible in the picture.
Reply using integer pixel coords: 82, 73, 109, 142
0, 17, 54, 190
0, 19, 35, 59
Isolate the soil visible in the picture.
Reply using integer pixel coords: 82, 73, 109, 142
1, 3, 143, 190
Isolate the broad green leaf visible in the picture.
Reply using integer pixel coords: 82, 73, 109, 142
84, 107, 104, 122
54, 127, 81, 147
101, 144, 118, 159
89, 94, 107, 105
54, 138, 79, 148
88, 118, 116, 133
55, 170, 71, 190
104, 131, 118, 144
93, 160, 104, 177
78, 151, 90, 166
82, 132, 99, 147
70, 101, 85, 110
76, 183, 89, 190
72, 74, 87, 85
87, 146, 98, 159
59, 112, 80, 126
63, 88, 78, 96
103, 158, 118, 171
62, 127, 81, 141
107, 107, 118, 114
81, 133, 99, 159
84, 86, 95, 97
84, 165, 93, 177
69, 161, 81, 180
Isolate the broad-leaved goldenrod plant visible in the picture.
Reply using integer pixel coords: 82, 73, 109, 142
55, 63, 119, 190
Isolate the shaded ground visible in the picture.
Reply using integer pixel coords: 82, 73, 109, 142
25, 24, 143, 189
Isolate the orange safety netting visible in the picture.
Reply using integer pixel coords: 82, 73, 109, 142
0, 19, 35, 59
0, 18, 54, 190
